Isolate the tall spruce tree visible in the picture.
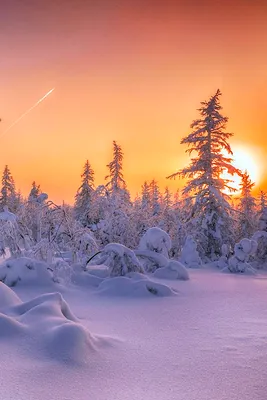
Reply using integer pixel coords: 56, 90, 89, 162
74, 160, 95, 226
0, 165, 19, 212
167, 89, 241, 260
237, 171, 257, 240
105, 141, 130, 204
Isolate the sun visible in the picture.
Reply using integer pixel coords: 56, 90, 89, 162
221, 145, 262, 194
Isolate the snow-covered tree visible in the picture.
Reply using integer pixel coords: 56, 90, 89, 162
237, 171, 257, 240
149, 179, 161, 216
141, 181, 150, 209
105, 141, 130, 203
74, 160, 95, 226
179, 235, 202, 268
167, 89, 241, 260
28, 181, 41, 202
258, 190, 267, 215
0, 165, 20, 213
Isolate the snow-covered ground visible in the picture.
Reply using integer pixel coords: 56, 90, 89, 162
1, 269, 267, 400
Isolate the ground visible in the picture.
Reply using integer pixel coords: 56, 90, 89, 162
1, 268, 267, 400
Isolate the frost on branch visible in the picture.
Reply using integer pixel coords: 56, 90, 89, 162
226, 238, 257, 274
92, 243, 144, 277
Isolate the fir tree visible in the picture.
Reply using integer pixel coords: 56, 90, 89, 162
0, 165, 19, 212
258, 190, 267, 215
141, 181, 150, 209
167, 89, 241, 259
105, 141, 130, 203
149, 179, 161, 216
237, 171, 257, 239
28, 181, 41, 201
74, 160, 95, 226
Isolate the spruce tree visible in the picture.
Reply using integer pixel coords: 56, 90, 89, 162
74, 160, 95, 226
105, 141, 130, 204
167, 89, 241, 259
28, 181, 41, 201
237, 171, 257, 239
0, 165, 19, 212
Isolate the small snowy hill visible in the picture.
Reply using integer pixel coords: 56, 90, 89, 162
0, 285, 115, 364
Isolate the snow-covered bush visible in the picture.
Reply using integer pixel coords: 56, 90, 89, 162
91, 243, 144, 276
139, 227, 171, 258
52, 259, 73, 285
179, 235, 202, 268
135, 249, 169, 272
227, 238, 257, 274
0, 257, 54, 287
217, 243, 230, 269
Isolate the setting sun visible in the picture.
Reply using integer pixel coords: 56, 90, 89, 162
222, 145, 263, 194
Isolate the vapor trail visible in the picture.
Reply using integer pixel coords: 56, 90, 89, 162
0, 88, 55, 138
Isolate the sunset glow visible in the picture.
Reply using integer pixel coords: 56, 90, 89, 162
0, 1, 266, 203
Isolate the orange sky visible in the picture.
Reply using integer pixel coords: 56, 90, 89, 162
0, 0, 266, 204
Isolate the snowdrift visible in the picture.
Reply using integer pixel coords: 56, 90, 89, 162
0, 285, 114, 363
97, 275, 177, 297
153, 260, 189, 281
0, 257, 54, 287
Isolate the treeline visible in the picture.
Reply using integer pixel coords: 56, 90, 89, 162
1, 89, 266, 263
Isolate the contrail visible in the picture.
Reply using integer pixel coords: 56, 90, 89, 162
0, 88, 55, 138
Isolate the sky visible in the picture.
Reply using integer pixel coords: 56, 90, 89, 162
0, 0, 266, 204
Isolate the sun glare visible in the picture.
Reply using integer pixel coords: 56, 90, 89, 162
221, 145, 262, 195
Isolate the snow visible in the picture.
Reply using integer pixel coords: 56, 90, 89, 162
1, 269, 267, 400
153, 260, 189, 281
0, 290, 114, 364
0, 207, 17, 222
139, 227, 172, 258
0, 257, 55, 287
97, 276, 176, 297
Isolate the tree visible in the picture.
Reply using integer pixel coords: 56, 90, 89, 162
237, 171, 257, 240
28, 181, 41, 201
258, 190, 267, 215
149, 179, 161, 216
0, 165, 20, 213
105, 141, 130, 202
74, 160, 95, 226
167, 89, 241, 260
141, 181, 150, 209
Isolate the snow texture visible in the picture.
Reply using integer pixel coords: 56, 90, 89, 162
1, 269, 267, 400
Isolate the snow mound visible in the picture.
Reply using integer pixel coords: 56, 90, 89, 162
139, 227, 171, 258
180, 235, 202, 268
0, 257, 54, 287
0, 282, 21, 309
153, 260, 189, 281
97, 276, 176, 297
72, 271, 104, 287
1, 292, 113, 364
